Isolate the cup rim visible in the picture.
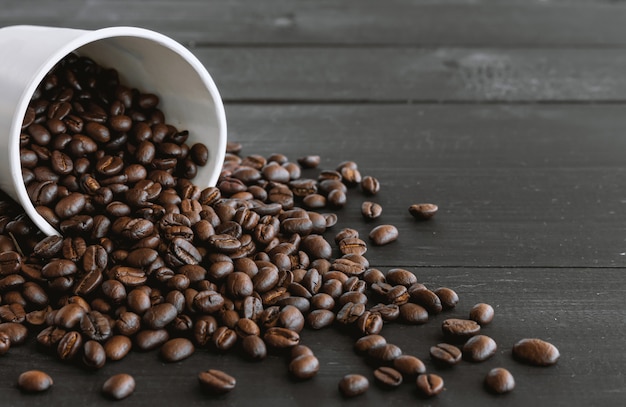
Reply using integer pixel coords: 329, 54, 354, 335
10, 26, 227, 236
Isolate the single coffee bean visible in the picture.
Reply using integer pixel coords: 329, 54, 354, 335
264, 327, 300, 348
442, 318, 481, 341
463, 335, 497, 362
469, 303, 495, 325
289, 354, 320, 380
160, 337, 195, 362
430, 343, 462, 366
57, 330, 83, 361
399, 303, 428, 324
104, 335, 132, 361
409, 289, 442, 315
361, 201, 382, 219
369, 224, 398, 246
102, 373, 135, 400
0, 332, 10, 355
393, 355, 426, 377
373, 366, 403, 388
416, 373, 444, 397
82, 340, 106, 369
368, 343, 402, 364
385, 268, 416, 287
17, 370, 53, 392
512, 338, 560, 366
484, 368, 515, 394
354, 334, 386, 354
306, 309, 335, 330
409, 203, 438, 220
241, 335, 267, 360
134, 329, 170, 351
338, 374, 369, 398
198, 369, 236, 393
142, 303, 177, 329
433, 287, 459, 310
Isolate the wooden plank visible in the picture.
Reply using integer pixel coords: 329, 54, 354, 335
0, 267, 623, 405
2, 1, 626, 46
224, 104, 626, 268
196, 47, 626, 102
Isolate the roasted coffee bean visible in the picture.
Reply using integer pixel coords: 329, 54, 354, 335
104, 335, 132, 361
143, 303, 178, 329
102, 373, 135, 400
430, 343, 462, 366
289, 354, 320, 380
409, 203, 438, 220
386, 285, 410, 305
310, 293, 335, 310
374, 366, 403, 388
416, 373, 444, 397
57, 330, 83, 360
0, 332, 10, 355
442, 318, 481, 341
336, 302, 365, 324
469, 303, 495, 325
484, 368, 515, 394
338, 237, 367, 256
393, 355, 426, 377
433, 287, 459, 310
0, 303, 25, 323
264, 327, 300, 348
410, 289, 442, 314
399, 303, 429, 324
370, 303, 400, 321
36, 325, 66, 347
338, 374, 369, 398
356, 311, 383, 335
512, 338, 560, 366
56, 303, 86, 329
385, 268, 416, 287
369, 224, 399, 246
0, 251, 22, 276
212, 326, 237, 351
18, 370, 53, 392
116, 311, 141, 336
241, 334, 267, 360
134, 329, 169, 351
226, 272, 253, 298
290, 344, 314, 360
463, 335, 497, 362
83, 340, 107, 369
368, 343, 402, 364
198, 369, 236, 394
360, 176, 380, 195
361, 201, 382, 219
160, 337, 195, 362
306, 309, 335, 330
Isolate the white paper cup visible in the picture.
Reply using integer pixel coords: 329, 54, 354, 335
0, 25, 227, 236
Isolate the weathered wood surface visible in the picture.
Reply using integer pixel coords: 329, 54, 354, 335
0, 0, 625, 406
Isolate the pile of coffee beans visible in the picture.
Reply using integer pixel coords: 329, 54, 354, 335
0, 53, 560, 401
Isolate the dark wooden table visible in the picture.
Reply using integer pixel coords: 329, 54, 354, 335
2, 1, 626, 405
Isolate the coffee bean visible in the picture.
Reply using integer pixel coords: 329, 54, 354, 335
409, 203, 438, 220
0, 332, 10, 355
369, 224, 399, 246
160, 337, 195, 362
393, 355, 426, 377
399, 303, 429, 324
463, 335, 497, 362
289, 354, 320, 380
264, 327, 300, 348
134, 329, 170, 351
442, 318, 481, 341
469, 303, 495, 325
57, 330, 82, 360
416, 373, 444, 397
102, 373, 135, 400
354, 334, 386, 354
82, 340, 106, 369
18, 370, 53, 392
361, 201, 382, 219
338, 374, 369, 397
198, 369, 236, 393
104, 335, 132, 361
433, 287, 459, 310
306, 309, 335, 330
241, 335, 267, 360
430, 343, 462, 366
409, 289, 442, 315
385, 268, 417, 287
484, 368, 515, 394
512, 338, 560, 366
368, 343, 402, 364
143, 303, 178, 329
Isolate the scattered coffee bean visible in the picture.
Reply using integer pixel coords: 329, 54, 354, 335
368, 225, 399, 246
463, 335, 497, 362
289, 354, 320, 380
373, 366, 403, 388
416, 373, 444, 397
361, 201, 382, 219
160, 337, 195, 362
392, 355, 426, 377
433, 287, 459, 310
430, 343, 462, 366
17, 370, 53, 392
512, 338, 560, 366
338, 374, 369, 397
102, 373, 135, 400
198, 369, 236, 393
442, 318, 481, 341
484, 367, 515, 394
469, 303, 495, 325
408, 203, 438, 220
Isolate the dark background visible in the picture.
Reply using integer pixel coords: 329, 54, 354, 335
1, 1, 626, 406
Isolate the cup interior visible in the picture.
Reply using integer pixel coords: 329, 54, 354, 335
11, 27, 226, 236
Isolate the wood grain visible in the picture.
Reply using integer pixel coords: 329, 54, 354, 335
2, 1, 626, 46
